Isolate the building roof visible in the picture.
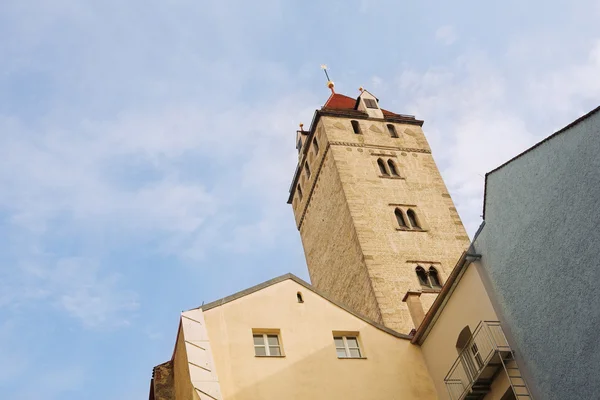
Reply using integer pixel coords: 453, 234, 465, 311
482, 104, 600, 219
194, 273, 413, 340
287, 91, 423, 204
322, 92, 401, 118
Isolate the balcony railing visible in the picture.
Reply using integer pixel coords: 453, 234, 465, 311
444, 321, 512, 400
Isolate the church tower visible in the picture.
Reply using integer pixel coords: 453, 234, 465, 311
288, 85, 470, 334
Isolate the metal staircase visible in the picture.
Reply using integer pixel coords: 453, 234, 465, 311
501, 352, 532, 399
444, 321, 533, 400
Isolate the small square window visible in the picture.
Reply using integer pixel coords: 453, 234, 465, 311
364, 98, 378, 109
334, 335, 362, 358
253, 333, 282, 357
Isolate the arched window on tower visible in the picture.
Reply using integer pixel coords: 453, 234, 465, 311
429, 267, 442, 288
351, 120, 361, 134
387, 160, 399, 176
395, 208, 407, 228
387, 124, 398, 138
416, 266, 429, 287
407, 209, 420, 229
377, 158, 389, 176
297, 292, 304, 303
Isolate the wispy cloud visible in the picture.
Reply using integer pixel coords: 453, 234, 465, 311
435, 25, 458, 45
393, 39, 600, 235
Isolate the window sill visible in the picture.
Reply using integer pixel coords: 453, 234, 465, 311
379, 175, 404, 180
255, 355, 286, 358
396, 228, 428, 232
337, 357, 368, 360
421, 287, 442, 294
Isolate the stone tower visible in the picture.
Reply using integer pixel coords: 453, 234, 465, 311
288, 88, 470, 334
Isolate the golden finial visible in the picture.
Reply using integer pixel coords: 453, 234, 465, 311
321, 64, 335, 94
299, 123, 304, 131
359, 86, 364, 93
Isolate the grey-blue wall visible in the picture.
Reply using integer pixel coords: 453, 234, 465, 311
473, 107, 600, 400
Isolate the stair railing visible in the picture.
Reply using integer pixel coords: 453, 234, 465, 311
444, 321, 511, 400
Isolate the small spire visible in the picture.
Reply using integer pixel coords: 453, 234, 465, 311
321, 64, 335, 94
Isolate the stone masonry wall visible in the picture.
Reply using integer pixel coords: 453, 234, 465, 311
297, 135, 383, 325
292, 114, 470, 334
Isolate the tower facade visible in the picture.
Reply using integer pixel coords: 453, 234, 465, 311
288, 89, 470, 333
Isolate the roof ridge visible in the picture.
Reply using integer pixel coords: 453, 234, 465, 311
195, 272, 412, 340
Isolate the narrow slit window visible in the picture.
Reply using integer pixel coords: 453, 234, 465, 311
313, 138, 319, 154
297, 292, 304, 303
351, 120, 361, 134
253, 333, 282, 357
387, 160, 399, 176
416, 266, 429, 287
377, 158, 389, 176
305, 162, 311, 179
395, 208, 407, 228
407, 209, 420, 229
297, 185, 303, 201
387, 124, 398, 138
429, 267, 441, 287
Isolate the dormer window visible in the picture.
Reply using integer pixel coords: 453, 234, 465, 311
364, 98, 378, 109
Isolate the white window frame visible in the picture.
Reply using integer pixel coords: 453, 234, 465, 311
253, 333, 282, 357
334, 335, 362, 358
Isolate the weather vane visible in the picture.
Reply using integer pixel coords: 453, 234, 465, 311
321, 64, 335, 94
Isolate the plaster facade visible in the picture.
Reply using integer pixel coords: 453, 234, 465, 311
474, 106, 600, 400
290, 96, 470, 333
202, 278, 438, 400
419, 262, 509, 400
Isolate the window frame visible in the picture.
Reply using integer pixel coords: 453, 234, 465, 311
395, 208, 408, 228
429, 266, 442, 288
377, 158, 389, 176
364, 98, 378, 109
387, 159, 399, 176
406, 208, 420, 229
334, 335, 363, 359
253, 333, 283, 357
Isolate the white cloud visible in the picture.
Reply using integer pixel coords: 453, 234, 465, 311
393, 38, 600, 236
435, 25, 457, 45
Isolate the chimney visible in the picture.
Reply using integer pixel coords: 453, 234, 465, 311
402, 291, 425, 329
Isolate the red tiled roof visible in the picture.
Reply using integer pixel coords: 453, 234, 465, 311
322, 92, 398, 116
323, 93, 357, 110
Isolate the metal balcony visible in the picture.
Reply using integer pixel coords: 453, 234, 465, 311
444, 321, 532, 400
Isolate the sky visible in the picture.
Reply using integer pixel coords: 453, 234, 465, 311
1, 0, 600, 398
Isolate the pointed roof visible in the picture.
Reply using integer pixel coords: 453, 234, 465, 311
194, 273, 412, 340
322, 92, 401, 118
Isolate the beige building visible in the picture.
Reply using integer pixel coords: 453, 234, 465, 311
150, 87, 532, 400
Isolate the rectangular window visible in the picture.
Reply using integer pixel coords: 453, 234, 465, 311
364, 98, 378, 109
305, 162, 311, 178
313, 138, 319, 154
253, 333, 282, 356
334, 335, 362, 358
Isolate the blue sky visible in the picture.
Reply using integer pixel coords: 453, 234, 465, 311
1, 0, 600, 398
